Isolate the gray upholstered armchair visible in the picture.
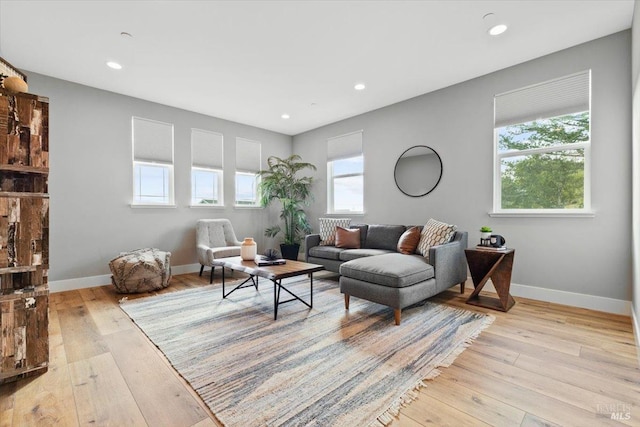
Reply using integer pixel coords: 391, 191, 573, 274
196, 219, 242, 283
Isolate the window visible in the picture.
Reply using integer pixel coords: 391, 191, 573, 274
132, 117, 174, 205
235, 138, 261, 206
493, 71, 591, 215
191, 129, 223, 206
327, 131, 363, 214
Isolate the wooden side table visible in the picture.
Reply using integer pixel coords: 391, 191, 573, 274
464, 248, 515, 312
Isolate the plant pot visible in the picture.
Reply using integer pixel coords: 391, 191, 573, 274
280, 243, 300, 261
480, 232, 492, 239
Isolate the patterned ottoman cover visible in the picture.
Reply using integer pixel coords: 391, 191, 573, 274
109, 248, 172, 293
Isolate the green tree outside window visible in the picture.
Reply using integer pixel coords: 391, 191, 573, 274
497, 112, 589, 210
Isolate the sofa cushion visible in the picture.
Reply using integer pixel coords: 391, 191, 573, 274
339, 248, 394, 262
340, 253, 434, 288
417, 218, 457, 261
350, 224, 369, 249
364, 224, 406, 251
309, 245, 344, 261
397, 226, 421, 255
336, 226, 361, 249
318, 218, 351, 246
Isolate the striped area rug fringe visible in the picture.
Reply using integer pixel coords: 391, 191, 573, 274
373, 314, 495, 426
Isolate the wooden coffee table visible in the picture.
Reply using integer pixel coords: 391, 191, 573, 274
211, 257, 324, 319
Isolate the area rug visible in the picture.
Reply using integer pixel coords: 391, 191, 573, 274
120, 277, 494, 426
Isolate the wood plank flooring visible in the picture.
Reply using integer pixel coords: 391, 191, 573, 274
1, 271, 638, 426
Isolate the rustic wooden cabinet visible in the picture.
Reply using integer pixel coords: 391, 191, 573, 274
0, 87, 50, 383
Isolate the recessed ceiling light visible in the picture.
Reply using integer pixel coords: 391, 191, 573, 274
488, 24, 508, 36
354, 83, 366, 91
106, 61, 122, 70
483, 13, 508, 36
281, 113, 290, 119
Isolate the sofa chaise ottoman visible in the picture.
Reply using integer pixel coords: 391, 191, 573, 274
340, 253, 437, 325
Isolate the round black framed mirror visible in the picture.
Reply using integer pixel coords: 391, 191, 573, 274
394, 145, 443, 197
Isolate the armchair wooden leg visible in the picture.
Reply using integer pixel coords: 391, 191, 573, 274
344, 294, 350, 310
210, 266, 215, 284
394, 309, 401, 326
460, 280, 465, 294
199, 265, 204, 276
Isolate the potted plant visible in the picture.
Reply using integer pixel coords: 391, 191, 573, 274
258, 154, 317, 260
480, 226, 493, 239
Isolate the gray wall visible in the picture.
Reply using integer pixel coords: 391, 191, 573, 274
25, 73, 291, 283
294, 31, 632, 301
632, 1, 639, 330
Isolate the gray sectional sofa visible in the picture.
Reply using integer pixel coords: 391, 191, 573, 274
305, 224, 468, 325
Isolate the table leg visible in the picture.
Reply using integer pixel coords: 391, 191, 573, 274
272, 276, 313, 320
273, 279, 279, 320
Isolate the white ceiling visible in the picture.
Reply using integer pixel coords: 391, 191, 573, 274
0, 1, 634, 136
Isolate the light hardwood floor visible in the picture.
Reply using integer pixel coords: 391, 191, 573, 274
1, 271, 639, 426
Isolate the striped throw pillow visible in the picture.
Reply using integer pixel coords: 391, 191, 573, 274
318, 218, 351, 246
416, 218, 457, 262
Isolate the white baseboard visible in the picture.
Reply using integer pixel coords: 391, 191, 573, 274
48, 263, 202, 293
478, 279, 632, 316
632, 307, 640, 367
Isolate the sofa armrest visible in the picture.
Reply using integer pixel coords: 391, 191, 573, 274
428, 239, 468, 291
305, 234, 321, 262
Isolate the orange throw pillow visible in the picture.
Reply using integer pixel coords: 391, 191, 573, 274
397, 226, 421, 254
335, 226, 361, 249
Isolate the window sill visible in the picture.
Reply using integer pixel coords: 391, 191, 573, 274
130, 204, 177, 209
489, 211, 595, 218
325, 212, 365, 216
234, 205, 262, 209
190, 204, 225, 209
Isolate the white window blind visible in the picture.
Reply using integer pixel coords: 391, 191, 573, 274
132, 117, 174, 164
494, 70, 590, 128
191, 129, 223, 169
236, 138, 261, 172
327, 131, 363, 161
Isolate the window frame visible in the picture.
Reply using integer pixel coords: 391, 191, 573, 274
131, 116, 175, 207
327, 154, 365, 215
491, 73, 593, 218
190, 128, 224, 208
234, 137, 261, 208
132, 161, 175, 206
190, 166, 224, 207
234, 170, 260, 207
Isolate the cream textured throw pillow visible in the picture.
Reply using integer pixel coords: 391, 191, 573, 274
416, 218, 457, 261
318, 218, 351, 246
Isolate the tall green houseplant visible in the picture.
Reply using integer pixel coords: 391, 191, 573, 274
258, 155, 316, 259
